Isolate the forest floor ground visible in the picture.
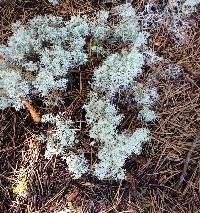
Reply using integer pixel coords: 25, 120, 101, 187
0, 0, 200, 212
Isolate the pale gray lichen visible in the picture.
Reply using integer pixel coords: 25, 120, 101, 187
0, 3, 160, 110
62, 154, 89, 179
93, 128, 149, 180
1, 3, 163, 180
0, 60, 30, 110
41, 113, 88, 178
111, 3, 139, 44
182, 0, 200, 15
82, 3, 160, 180
133, 82, 159, 107
163, 64, 182, 79
138, 106, 157, 122
93, 47, 145, 97
84, 94, 150, 180
0, 15, 90, 108
48, 0, 59, 6
138, 0, 199, 45
41, 113, 77, 159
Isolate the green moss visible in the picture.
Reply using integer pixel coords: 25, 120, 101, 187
12, 176, 28, 196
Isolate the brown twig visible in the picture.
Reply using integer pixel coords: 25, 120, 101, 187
175, 138, 198, 189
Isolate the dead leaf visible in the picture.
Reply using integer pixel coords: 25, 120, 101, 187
0, 55, 4, 60
67, 201, 73, 209
66, 191, 79, 202
19, 96, 41, 123
81, 182, 92, 187
159, 175, 167, 184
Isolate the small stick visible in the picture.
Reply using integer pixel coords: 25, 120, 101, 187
176, 138, 198, 189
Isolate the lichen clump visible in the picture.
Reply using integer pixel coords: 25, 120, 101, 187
0, 3, 160, 180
